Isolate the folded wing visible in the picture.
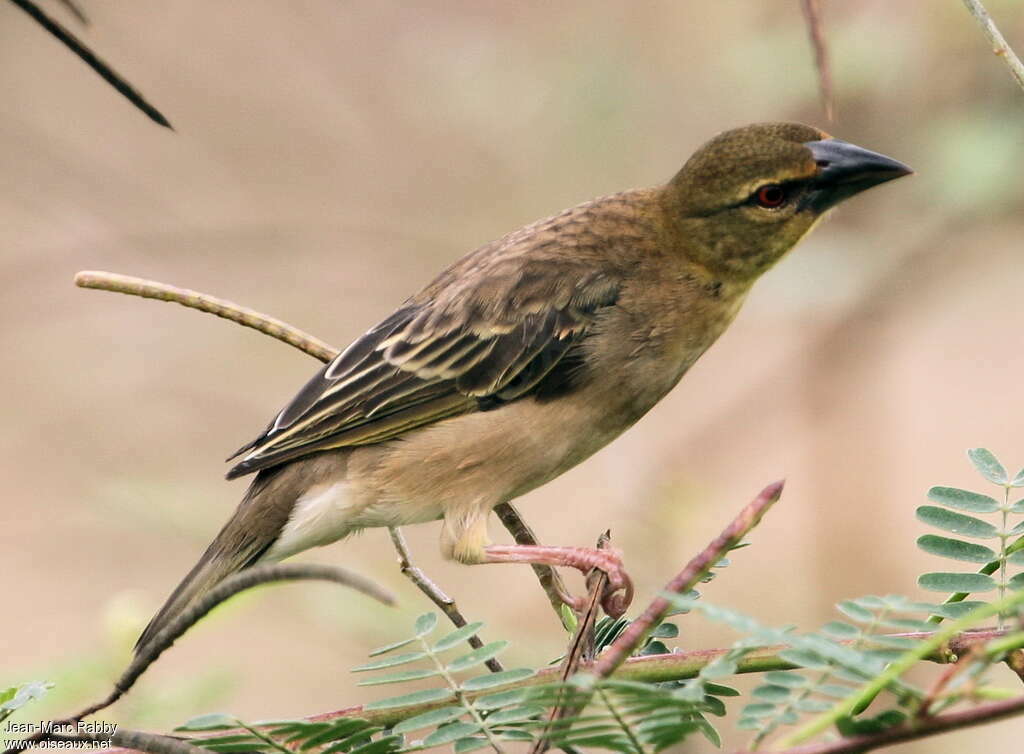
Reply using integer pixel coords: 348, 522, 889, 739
226, 253, 620, 479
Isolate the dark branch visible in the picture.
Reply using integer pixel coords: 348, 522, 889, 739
8, 0, 172, 128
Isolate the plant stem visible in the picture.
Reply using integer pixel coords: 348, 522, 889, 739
592, 481, 783, 679
961, 0, 1024, 92
389, 527, 503, 673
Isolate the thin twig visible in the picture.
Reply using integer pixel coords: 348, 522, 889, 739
387, 527, 503, 673
75, 270, 562, 623
529, 531, 610, 754
75, 271, 338, 363
591, 480, 784, 679
8, 0, 172, 128
3, 564, 393, 754
801, 0, 834, 122
961, 0, 1024, 92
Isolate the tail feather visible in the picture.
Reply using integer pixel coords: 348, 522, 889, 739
134, 470, 295, 654
134, 535, 270, 653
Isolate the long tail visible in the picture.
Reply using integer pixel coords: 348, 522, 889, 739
134, 471, 293, 654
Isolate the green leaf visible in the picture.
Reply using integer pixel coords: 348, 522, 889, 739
1011, 468, 1024, 488
473, 689, 528, 710
916, 506, 999, 539
763, 671, 807, 688
968, 448, 1008, 484
391, 707, 464, 735
351, 652, 427, 672
347, 736, 402, 754
650, 622, 679, 638
751, 684, 791, 702
298, 720, 376, 749
918, 572, 997, 593
485, 705, 546, 724
362, 688, 455, 711
927, 487, 1000, 513
835, 600, 874, 623
778, 648, 828, 670
199, 737, 270, 749
928, 601, 988, 618
422, 722, 481, 747
367, 637, 418, 657
640, 640, 669, 656
454, 737, 490, 754
796, 698, 832, 712
704, 682, 741, 697
356, 668, 440, 686
175, 713, 238, 731
461, 668, 535, 691
740, 703, 776, 718
414, 613, 439, 636
1009, 499, 1024, 513
821, 621, 861, 638
496, 729, 534, 742
1007, 572, 1024, 589
446, 641, 509, 672
817, 683, 855, 698
917, 535, 997, 563
433, 622, 485, 652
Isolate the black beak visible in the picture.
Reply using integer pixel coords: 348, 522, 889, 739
801, 138, 913, 212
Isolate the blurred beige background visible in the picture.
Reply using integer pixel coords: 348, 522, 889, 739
3, 1, 1024, 751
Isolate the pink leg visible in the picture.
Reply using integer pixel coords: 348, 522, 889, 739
481, 544, 634, 617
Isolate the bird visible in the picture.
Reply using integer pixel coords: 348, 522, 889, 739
135, 122, 911, 652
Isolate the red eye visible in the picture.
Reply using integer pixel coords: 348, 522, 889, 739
755, 184, 787, 208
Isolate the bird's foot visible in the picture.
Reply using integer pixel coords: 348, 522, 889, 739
481, 544, 634, 618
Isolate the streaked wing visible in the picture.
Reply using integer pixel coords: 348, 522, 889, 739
226, 254, 620, 479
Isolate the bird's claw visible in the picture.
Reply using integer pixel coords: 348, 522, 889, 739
571, 549, 633, 618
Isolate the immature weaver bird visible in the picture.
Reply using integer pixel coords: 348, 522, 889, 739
136, 122, 910, 652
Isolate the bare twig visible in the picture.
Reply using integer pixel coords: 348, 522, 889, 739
8, 0, 172, 128
387, 527, 503, 673
493, 501, 571, 622
801, 0, 834, 122
961, 0, 1024, 92
2, 564, 392, 754
529, 532, 610, 754
592, 480, 784, 679
75, 271, 338, 363
75, 270, 561, 623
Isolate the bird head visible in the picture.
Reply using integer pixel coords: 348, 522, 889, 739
663, 122, 912, 281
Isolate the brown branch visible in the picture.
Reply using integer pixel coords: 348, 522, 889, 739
961, 0, 1024, 92
760, 692, 1024, 754
591, 480, 784, 679
801, 0, 834, 122
75, 271, 338, 363
387, 527, 503, 673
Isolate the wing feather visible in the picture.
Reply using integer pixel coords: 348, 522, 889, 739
226, 235, 621, 479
